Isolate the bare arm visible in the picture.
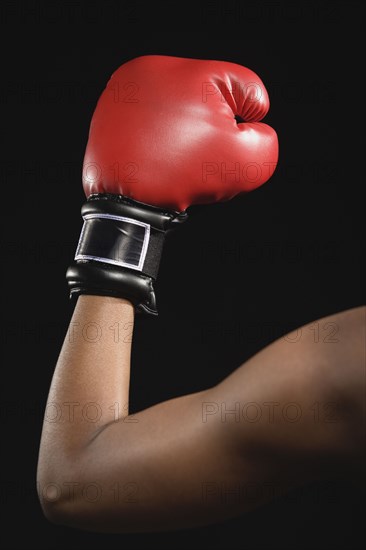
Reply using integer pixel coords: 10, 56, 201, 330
37, 301, 365, 532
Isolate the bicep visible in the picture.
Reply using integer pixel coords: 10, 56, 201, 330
60, 365, 320, 533
60, 307, 364, 532
64, 388, 250, 532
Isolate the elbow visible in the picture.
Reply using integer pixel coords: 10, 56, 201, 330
40, 501, 87, 531
36, 443, 123, 532
38, 480, 88, 530
38, 489, 112, 533
37, 442, 93, 528
37, 446, 109, 530
39, 498, 65, 527
37, 472, 71, 527
37, 460, 85, 529
37, 470, 104, 531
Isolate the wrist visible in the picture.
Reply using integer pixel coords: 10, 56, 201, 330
78, 294, 135, 310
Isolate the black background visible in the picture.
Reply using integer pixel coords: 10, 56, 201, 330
1, 1, 365, 549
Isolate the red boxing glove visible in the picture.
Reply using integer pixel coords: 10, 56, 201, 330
83, 55, 278, 211
67, 56, 278, 314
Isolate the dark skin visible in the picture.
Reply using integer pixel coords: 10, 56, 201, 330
37, 299, 365, 533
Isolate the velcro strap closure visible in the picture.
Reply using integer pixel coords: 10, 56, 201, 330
75, 213, 164, 279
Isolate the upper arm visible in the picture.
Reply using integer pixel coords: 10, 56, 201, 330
53, 306, 364, 532
54, 387, 248, 532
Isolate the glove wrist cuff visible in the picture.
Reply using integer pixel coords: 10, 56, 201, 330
66, 194, 187, 316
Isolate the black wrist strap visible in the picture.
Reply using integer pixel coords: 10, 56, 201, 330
74, 194, 187, 280
75, 212, 163, 279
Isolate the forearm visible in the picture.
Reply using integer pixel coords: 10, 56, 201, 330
37, 295, 134, 486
